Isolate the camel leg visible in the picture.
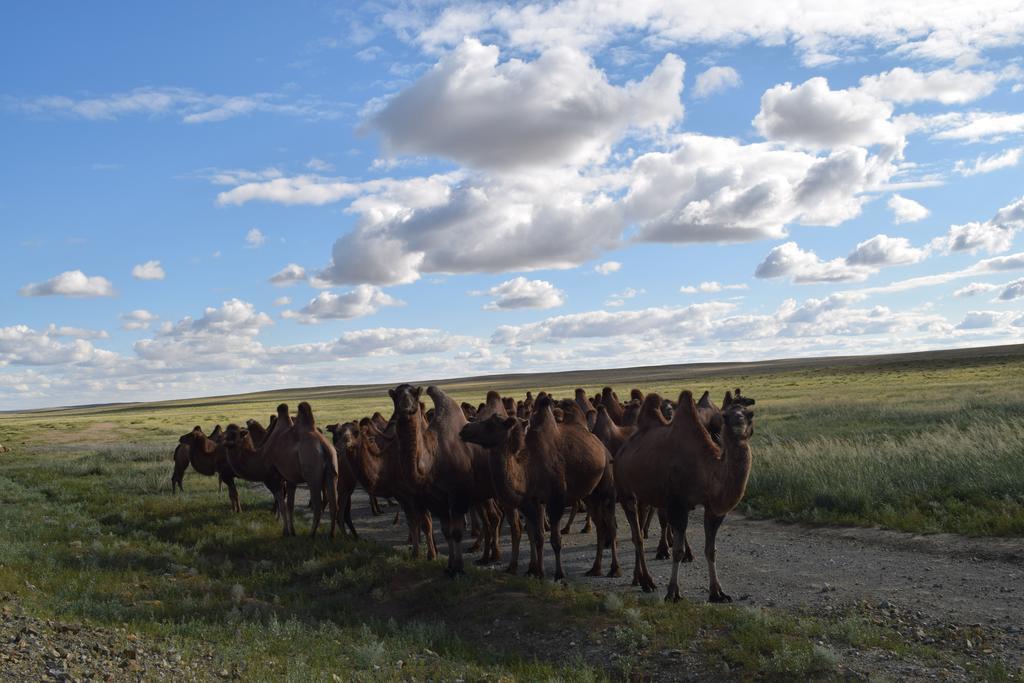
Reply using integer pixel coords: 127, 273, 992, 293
466, 507, 483, 552
621, 496, 655, 592
581, 510, 592, 534
393, 508, 402, 525
369, 495, 382, 515
403, 503, 422, 559
504, 505, 522, 574
273, 484, 289, 536
308, 477, 323, 539
560, 501, 578, 535
423, 510, 438, 560
522, 504, 544, 578
224, 476, 241, 513
286, 483, 298, 536
445, 507, 467, 576
325, 471, 338, 541
343, 495, 358, 538
641, 504, 655, 539
704, 511, 731, 603
548, 495, 566, 581
665, 507, 690, 603
487, 502, 502, 563
655, 508, 671, 559
583, 498, 605, 576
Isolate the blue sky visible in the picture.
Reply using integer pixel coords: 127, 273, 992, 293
2, 1, 1023, 409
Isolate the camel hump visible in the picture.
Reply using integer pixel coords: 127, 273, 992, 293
636, 393, 668, 430
630, 389, 644, 401
697, 390, 712, 408
297, 402, 316, 429
485, 390, 501, 402
276, 403, 290, 419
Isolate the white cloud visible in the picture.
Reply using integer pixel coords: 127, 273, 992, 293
846, 235, 927, 266
755, 242, 872, 283
19, 270, 115, 298
933, 112, 1024, 142
12, 87, 347, 124
477, 277, 566, 310
219, 132, 898, 284
392, 2, 1024, 67
45, 324, 109, 339
955, 147, 1023, 176
272, 296, 292, 307
953, 282, 999, 297
753, 77, 900, 149
930, 195, 1024, 254
131, 260, 165, 281
857, 67, 998, 104
120, 309, 159, 331
282, 285, 403, 323
0, 325, 113, 366
366, 38, 684, 170
245, 228, 266, 248
998, 278, 1024, 301
269, 263, 307, 286
680, 281, 748, 294
493, 302, 735, 346
956, 310, 1008, 330
305, 157, 334, 172
594, 261, 621, 275
887, 194, 930, 224
693, 66, 741, 98
605, 287, 643, 307
628, 134, 897, 243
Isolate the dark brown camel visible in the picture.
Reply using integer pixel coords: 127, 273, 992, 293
615, 391, 754, 602
461, 396, 618, 580
177, 425, 241, 511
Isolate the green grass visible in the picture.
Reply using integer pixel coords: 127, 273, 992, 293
4, 342, 1023, 536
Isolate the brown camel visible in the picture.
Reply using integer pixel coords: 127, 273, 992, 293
600, 387, 626, 425
392, 384, 515, 575
615, 391, 754, 602
356, 397, 439, 560
242, 402, 339, 538
177, 425, 242, 511
460, 395, 618, 580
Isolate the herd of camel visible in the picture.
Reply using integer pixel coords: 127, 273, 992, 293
173, 385, 755, 603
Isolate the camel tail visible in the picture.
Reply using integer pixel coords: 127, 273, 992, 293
297, 401, 316, 430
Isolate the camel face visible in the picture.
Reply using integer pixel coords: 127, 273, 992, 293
459, 414, 514, 449
389, 384, 422, 417
723, 406, 754, 440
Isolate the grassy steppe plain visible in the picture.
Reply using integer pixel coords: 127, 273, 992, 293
0, 344, 1021, 680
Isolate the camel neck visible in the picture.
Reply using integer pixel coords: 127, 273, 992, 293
352, 438, 383, 491
489, 438, 527, 506
714, 433, 752, 513
396, 411, 430, 483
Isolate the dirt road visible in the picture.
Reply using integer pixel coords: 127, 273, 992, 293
289, 487, 1024, 675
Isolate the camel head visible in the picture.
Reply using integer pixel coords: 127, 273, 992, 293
622, 399, 642, 425
722, 403, 754, 441
660, 399, 675, 420
222, 423, 254, 454
389, 384, 422, 417
630, 388, 644, 402
459, 414, 526, 452
460, 402, 477, 421
332, 421, 359, 451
